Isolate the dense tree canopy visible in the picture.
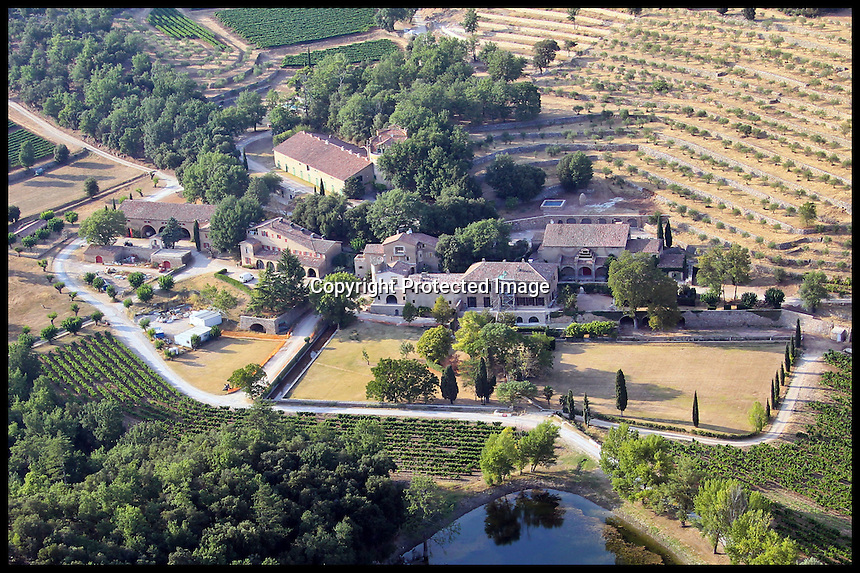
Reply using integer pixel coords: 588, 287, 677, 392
247, 251, 309, 316
208, 195, 263, 252
8, 9, 239, 170
435, 218, 529, 273
607, 251, 681, 330
366, 358, 439, 404
180, 151, 250, 205
8, 398, 405, 565
483, 154, 546, 202
78, 208, 127, 246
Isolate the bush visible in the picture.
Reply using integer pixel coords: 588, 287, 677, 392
740, 291, 758, 309
564, 320, 617, 339
700, 291, 721, 308
764, 287, 785, 308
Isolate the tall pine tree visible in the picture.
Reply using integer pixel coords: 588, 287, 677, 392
582, 393, 591, 426
615, 369, 628, 415
664, 219, 673, 248
795, 318, 802, 348
784, 344, 791, 372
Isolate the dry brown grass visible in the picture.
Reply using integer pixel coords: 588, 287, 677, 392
547, 341, 787, 435
7, 249, 101, 343
165, 336, 281, 393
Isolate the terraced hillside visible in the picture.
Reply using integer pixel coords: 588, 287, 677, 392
447, 7, 851, 286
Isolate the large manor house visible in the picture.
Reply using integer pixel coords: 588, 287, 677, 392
119, 126, 695, 325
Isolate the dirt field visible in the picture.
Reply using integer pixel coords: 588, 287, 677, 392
165, 336, 281, 394
8, 156, 146, 221
7, 245, 104, 343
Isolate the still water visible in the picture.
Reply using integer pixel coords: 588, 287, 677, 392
414, 489, 669, 565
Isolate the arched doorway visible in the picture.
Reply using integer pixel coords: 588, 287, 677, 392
566, 218, 576, 224
95, 255, 103, 264
560, 266, 576, 281
515, 316, 523, 323
266, 261, 274, 271
528, 316, 540, 323
386, 294, 397, 304
619, 316, 635, 330
627, 218, 638, 227
676, 316, 686, 329
306, 268, 317, 278
256, 260, 264, 269
249, 323, 265, 333
595, 266, 609, 281
161, 261, 171, 270
579, 266, 593, 278
581, 218, 592, 224
142, 225, 156, 237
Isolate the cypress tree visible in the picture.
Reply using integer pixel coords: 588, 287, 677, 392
193, 220, 201, 251
664, 219, 673, 248
566, 389, 575, 421
795, 318, 802, 348
615, 369, 628, 415
766, 398, 771, 419
692, 391, 699, 428
657, 216, 664, 246
475, 358, 487, 404
784, 344, 791, 372
583, 393, 591, 426
779, 364, 785, 386
771, 378, 777, 408
789, 335, 796, 361
440, 365, 458, 404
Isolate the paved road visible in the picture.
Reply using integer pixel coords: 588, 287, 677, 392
52, 238, 252, 409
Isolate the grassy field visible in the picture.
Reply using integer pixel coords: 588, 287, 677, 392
548, 341, 787, 434
292, 321, 786, 434
290, 320, 450, 402
165, 336, 281, 394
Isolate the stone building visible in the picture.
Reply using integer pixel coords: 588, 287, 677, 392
239, 217, 341, 278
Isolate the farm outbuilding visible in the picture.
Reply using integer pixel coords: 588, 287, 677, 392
189, 310, 222, 328
174, 325, 213, 348
830, 327, 849, 343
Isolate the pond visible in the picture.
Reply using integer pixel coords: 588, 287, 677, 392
407, 489, 673, 565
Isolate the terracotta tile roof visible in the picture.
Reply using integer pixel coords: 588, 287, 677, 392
362, 243, 385, 255
273, 131, 371, 182
461, 261, 557, 283
382, 231, 438, 248
542, 223, 630, 248
118, 200, 218, 225
658, 249, 686, 269
626, 237, 662, 254
368, 125, 407, 154
247, 217, 340, 254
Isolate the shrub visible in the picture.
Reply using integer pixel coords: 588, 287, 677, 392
564, 320, 617, 338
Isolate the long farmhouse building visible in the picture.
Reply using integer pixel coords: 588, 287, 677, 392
119, 200, 217, 250
273, 126, 407, 195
